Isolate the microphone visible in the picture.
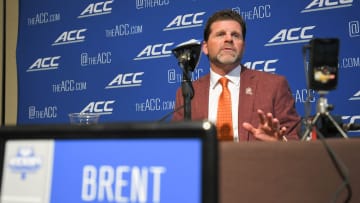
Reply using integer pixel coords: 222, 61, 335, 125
342, 123, 360, 131
172, 39, 201, 72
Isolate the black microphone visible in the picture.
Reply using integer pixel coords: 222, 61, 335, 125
342, 123, 360, 131
172, 39, 201, 72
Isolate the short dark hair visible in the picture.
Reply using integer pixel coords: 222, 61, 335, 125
203, 9, 246, 42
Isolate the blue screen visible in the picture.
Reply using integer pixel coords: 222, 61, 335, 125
50, 139, 202, 203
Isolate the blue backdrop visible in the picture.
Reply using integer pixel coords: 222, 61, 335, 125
16, 0, 360, 136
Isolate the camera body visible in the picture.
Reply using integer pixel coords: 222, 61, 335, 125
308, 38, 339, 91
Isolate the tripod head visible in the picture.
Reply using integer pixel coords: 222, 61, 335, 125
316, 91, 334, 114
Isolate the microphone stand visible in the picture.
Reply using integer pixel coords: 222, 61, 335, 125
178, 50, 194, 120
172, 39, 201, 121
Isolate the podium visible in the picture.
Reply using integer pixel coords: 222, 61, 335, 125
219, 138, 360, 203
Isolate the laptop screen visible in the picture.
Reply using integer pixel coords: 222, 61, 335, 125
0, 121, 218, 203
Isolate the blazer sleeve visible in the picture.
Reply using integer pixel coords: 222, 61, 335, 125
240, 70, 301, 141
172, 87, 184, 121
273, 76, 301, 140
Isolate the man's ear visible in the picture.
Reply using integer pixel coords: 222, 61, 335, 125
202, 41, 208, 56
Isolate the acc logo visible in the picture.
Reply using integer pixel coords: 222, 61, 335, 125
105, 72, 144, 89
52, 29, 87, 46
243, 59, 278, 73
134, 42, 174, 60
301, 0, 353, 13
293, 89, 316, 103
81, 100, 115, 115
349, 21, 360, 38
8, 147, 42, 180
265, 26, 315, 46
349, 90, 360, 100
27, 56, 61, 72
163, 12, 205, 31
78, 0, 113, 18
342, 115, 360, 125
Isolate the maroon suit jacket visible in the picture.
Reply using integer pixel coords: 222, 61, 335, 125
172, 67, 301, 141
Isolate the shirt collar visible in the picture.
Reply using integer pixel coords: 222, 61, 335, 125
210, 65, 241, 89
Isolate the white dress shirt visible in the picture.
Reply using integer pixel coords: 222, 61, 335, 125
208, 65, 241, 142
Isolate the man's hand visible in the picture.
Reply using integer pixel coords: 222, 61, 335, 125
242, 109, 287, 141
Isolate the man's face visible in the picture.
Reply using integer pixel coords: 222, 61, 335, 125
202, 20, 245, 67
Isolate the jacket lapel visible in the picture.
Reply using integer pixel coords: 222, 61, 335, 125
238, 68, 257, 140
192, 74, 210, 120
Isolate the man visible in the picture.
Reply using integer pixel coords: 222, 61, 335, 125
172, 9, 301, 141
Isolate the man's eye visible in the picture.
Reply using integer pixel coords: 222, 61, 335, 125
232, 34, 241, 39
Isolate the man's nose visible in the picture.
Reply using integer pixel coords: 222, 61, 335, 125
224, 33, 233, 41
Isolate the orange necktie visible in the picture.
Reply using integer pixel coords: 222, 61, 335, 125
216, 77, 234, 141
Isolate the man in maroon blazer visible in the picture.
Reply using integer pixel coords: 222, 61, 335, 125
172, 9, 301, 142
